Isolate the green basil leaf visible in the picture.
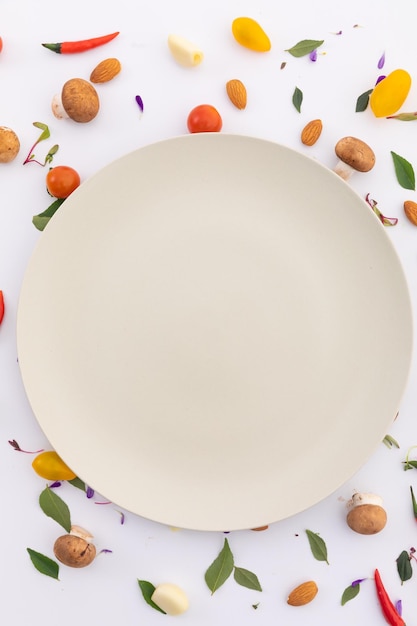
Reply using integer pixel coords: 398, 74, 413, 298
32, 198, 65, 231
204, 538, 234, 594
137, 580, 167, 614
341, 583, 360, 605
285, 39, 324, 57
355, 89, 373, 112
292, 87, 303, 113
67, 476, 86, 491
391, 151, 416, 190
234, 567, 262, 591
396, 550, 413, 584
27, 548, 59, 580
306, 529, 329, 564
39, 486, 71, 532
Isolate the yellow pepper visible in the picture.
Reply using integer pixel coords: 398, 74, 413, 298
232, 17, 271, 52
370, 69, 412, 117
32, 450, 77, 481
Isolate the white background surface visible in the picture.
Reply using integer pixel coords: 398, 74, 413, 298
1, 0, 417, 624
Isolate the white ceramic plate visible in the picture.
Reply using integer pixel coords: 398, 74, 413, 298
17, 134, 412, 531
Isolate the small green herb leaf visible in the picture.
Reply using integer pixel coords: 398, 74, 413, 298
234, 567, 262, 591
33, 121, 51, 142
391, 151, 416, 190
67, 476, 86, 491
341, 583, 360, 605
410, 486, 417, 520
285, 39, 324, 57
355, 89, 373, 112
387, 112, 417, 121
32, 198, 65, 231
383, 434, 400, 449
137, 580, 167, 614
306, 529, 329, 564
292, 87, 303, 113
204, 538, 234, 594
27, 548, 59, 579
39, 486, 71, 532
397, 550, 413, 584
404, 460, 417, 471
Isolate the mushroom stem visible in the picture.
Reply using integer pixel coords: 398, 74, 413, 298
333, 161, 356, 181
51, 93, 69, 120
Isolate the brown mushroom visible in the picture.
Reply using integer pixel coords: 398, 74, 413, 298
334, 136, 376, 180
346, 492, 387, 535
0, 126, 20, 163
53, 530, 96, 568
52, 78, 100, 123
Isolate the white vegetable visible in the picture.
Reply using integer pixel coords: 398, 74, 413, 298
151, 583, 189, 616
167, 34, 203, 67
347, 492, 383, 509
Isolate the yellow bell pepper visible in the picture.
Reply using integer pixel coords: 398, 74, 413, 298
232, 17, 271, 52
370, 69, 412, 117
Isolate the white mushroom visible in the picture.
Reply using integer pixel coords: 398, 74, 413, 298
0, 126, 20, 163
333, 136, 376, 181
52, 78, 100, 123
346, 492, 387, 535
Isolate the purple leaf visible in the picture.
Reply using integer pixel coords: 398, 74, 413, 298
377, 51, 386, 69
135, 95, 144, 113
375, 75, 386, 85
309, 49, 318, 62
86, 486, 94, 499
395, 599, 402, 616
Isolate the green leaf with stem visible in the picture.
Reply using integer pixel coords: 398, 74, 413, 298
67, 476, 86, 491
387, 112, 417, 121
391, 151, 416, 190
285, 39, 324, 57
403, 445, 417, 471
39, 486, 71, 532
32, 198, 65, 231
396, 550, 413, 584
341, 582, 360, 605
27, 548, 59, 580
23, 122, 58, 166
306, 529, 329, 564
233, 567, 262, 591
204, 538, 234, 594
137, 580, 166, 614
292, 87, 303, 113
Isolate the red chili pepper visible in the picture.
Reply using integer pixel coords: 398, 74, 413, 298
0, 36, 3, 53
374, 569, 406, 626
41, 31, 119, 54
0, 290, 4, 325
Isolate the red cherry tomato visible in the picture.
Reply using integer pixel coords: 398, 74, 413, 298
46, 165, 81, 199
187, 104, 223, 133
0, 37, 3, 53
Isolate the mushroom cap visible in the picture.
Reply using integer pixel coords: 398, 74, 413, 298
346, 503, 387, 535
0, 126, 20, 163
335, 136, 376, 172
61, 78, 100, 123
53, 534, 96, 567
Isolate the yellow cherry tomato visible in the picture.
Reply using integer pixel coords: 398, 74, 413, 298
32, 450, 77, 481
370, 69, 412, 117
232, 17, 271, 52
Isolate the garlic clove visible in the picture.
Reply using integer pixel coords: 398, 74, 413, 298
167, 34, 204, 67
151, 583, 189, 615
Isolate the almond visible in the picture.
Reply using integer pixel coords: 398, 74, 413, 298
226, 79, 247, 110
301, 119, 323, 146
404, 200, 417, 226
287, 580, 318, 606
90, 58, 121, 84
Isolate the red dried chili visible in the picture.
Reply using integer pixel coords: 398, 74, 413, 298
41, 31, 119, 54
374, 569, 405, 626
0, 290, 4, 325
